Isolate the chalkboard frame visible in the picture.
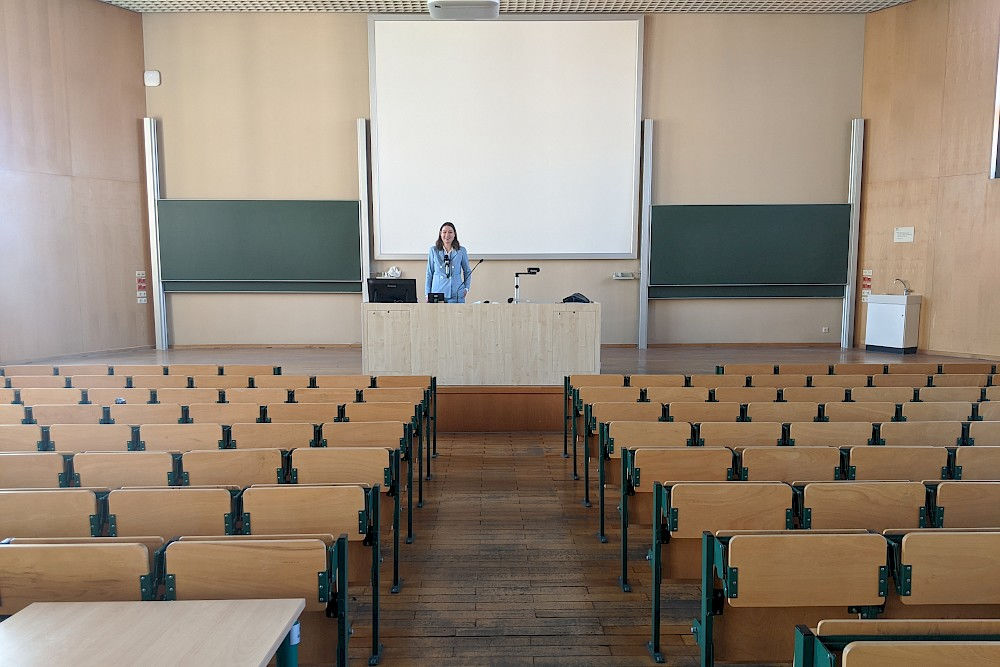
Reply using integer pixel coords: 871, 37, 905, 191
648, 204, 850, 299
156, 200, 361, 293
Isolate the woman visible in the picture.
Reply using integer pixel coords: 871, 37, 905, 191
425, 222, 471, 303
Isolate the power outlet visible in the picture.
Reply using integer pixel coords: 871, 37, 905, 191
821, 326, 830, 333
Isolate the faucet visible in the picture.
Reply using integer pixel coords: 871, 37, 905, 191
893, 278, 912, 296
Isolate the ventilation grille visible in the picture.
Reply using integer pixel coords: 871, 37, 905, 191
100, 0, 910, 14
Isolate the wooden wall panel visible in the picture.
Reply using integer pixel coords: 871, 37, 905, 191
0, 0, 72, 175
437, 387, 562, 432
0, 0, 150, 363
859, 0, 1000, 357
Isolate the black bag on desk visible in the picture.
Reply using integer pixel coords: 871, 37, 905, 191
562, 293, 591, 303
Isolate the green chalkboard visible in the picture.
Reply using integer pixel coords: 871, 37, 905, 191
648, 204, 850, 298
157, 200, 361, 293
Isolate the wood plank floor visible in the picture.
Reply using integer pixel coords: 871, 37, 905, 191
351, 432, 698, 666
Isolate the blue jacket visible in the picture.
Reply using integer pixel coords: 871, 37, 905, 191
425, 246, 471, 303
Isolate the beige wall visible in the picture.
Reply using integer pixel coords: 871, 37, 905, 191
142, 13, 864, 346
645, 13, 864, 343
858, 0, 1000, 357
0, 0, 150, 363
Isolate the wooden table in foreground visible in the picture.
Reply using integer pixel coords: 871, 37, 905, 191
362, 302, 601, 385
0, 598, 306, 667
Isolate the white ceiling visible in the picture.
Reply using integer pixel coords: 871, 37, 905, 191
99, 0, 911, 14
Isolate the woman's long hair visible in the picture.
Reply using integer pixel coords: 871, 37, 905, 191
434, 222, 461, 251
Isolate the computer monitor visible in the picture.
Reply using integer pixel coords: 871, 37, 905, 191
367, 278, 418, 303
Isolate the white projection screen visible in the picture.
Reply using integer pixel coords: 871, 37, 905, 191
369, 17, 642, 259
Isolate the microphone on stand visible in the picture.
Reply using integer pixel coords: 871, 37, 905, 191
468, 258, 485, 277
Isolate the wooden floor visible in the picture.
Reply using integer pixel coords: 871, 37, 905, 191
353, 432, 696, 666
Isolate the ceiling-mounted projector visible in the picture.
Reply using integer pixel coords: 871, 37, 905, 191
427, 0, 499, 20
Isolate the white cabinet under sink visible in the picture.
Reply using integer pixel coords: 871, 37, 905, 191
864, 294, 921, 353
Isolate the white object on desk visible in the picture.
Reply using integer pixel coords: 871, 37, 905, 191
863, 293, 921, 352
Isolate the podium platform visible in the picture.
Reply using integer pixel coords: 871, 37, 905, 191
362, 302, 601, 385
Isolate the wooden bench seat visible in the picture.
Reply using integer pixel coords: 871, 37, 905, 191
627, 374, 685, 387
713, 387, 777, 403
86, 387, 152, 405
253, 374, 312, 389
834, 363, 885, 375
751, 374, 807, 388
698, 422, 783, 448
812, 373, 870, 388
667, 402, 741, 423
7, 376, 66, 388
901, 401, 975, 422
918, 386, 983, 402
29, 404, 102, 425
872, 373, 930, 388
221, 364, 280, 376
18, 388, 83, 406
193, 374, 250, 389
67, 375, 127, 389
267, 402, 340, 424
130, 375, 190, 389
154, 388, 221, 405
689, 374, 748, 388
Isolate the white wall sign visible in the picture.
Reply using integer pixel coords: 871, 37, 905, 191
893, 226, 915, 243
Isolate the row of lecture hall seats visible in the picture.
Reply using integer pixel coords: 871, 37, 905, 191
564, 368, 1000, 665
0, 386, 427, 405
1, 374, 423, 389
0, 369, 438, 665
0, 364, 283, 376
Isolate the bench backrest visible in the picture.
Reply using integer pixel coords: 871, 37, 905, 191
321, 421, 406, 447
935, 482, 1000, 528
644, 387, 710, 403
714, 387, 778, 403
109, 403, 184, 425
341, 402, 417, 423
631, 448, 734, 491
901, 401, 974, 422
291, 447, 390, 486
954, 446, 1000, 480
698, 422, 782, 448
724, 532, 886, 607
193, 374, 250, 389
741, 447, 840, 483
130, 375, 189, 389
295, 388, 361, 404
0, 542, 150, 614
138, 424, 224, 452
0, 424, 43, 452
802, 481, 927, 530
86, 388, 151, 405
811, 374, 869, 388
108, 487, 233, 540
48, 424, 133, 452
746, 402, 819, 423
155, 388, 220, 405
230, 422, 315, 449
850, 386, 914, 403
73, 451, 175, 487
313, 374, 372, 389
668, 482, 790, 538
164, 538, 329, 612
627, 374, 685, 387
880, 421, 963, 447
751, 374, 807, 388
182, 449, 283, 487
241, 485, 367, 540
0, 489, 98, 537
188, 402, 262, 424
899, 531, 1000, 605
0, 452, 65, 488
823, 402, 896, 423
668, 402, 741, 423
18, 388, 83, 406
918, 386, 982, 401
848, 446, 948, 481
30, 404, 102, 425
253, 374, 312, 389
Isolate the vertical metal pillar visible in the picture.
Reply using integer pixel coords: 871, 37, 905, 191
357, 119, 373, 302
638, 119, 653, 349
841, 118, 865, 349
142, 118, 168, 350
